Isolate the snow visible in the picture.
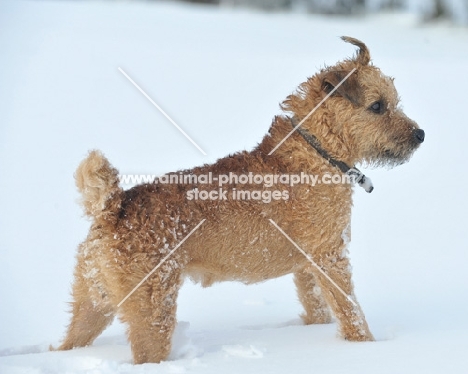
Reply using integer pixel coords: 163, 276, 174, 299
1, 0, 468, 373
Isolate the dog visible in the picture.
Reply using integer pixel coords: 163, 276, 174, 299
56, 37, 424, 363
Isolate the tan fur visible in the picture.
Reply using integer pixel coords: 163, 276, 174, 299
55, 37, 423, 364
75, 150, 122, 222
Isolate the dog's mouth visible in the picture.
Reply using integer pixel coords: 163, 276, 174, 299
383, 149, 407, 164
375, 145, 418, 168
375, 128, 424, 168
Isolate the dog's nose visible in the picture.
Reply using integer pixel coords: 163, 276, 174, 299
413, 129, 425, 143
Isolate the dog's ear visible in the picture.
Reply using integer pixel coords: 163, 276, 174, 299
321, 70, 362, 107
341, 36, 371, 66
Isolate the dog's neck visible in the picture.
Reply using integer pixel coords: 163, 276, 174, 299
290, 116, 374, 193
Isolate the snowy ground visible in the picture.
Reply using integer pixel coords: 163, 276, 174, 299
1, 1, 467, 373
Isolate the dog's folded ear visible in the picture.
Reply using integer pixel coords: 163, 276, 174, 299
322, 70, 362, 107
341, 36, 371, 66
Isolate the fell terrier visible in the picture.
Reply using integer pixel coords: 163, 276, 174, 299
56, 37, 424, 363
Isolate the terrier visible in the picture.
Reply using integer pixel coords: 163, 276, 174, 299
56, 37, 424, 363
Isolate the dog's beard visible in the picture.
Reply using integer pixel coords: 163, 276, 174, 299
364, 145, 420, 169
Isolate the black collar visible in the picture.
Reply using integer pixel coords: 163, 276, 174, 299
290, 116, 374, 193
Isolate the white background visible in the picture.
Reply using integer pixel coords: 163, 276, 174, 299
0, 1, 467, 373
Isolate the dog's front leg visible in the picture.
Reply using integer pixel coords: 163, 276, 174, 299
294, 269, 332, 324
311, 256, 374, 342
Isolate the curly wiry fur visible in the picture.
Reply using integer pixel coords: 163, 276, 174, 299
55, 37, 424, 364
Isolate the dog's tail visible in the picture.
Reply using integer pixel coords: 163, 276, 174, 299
75, 150, 122, 223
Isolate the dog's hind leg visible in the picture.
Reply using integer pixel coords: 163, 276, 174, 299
56, 248, 115, 350
118, 269, 182, 364
57, 302, 115, 350
294, 269, 332, 324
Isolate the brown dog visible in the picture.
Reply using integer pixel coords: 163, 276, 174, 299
56, 37, 424, 363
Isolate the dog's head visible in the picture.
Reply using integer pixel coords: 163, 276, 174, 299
282, 36, 424, 168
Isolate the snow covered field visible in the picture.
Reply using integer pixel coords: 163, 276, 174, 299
1, 1, 467, 373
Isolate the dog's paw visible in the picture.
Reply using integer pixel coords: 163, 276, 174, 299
342, 330, 375, 342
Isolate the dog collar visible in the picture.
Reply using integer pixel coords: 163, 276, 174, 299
290, 116, 374, 193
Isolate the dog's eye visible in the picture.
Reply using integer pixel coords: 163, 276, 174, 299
369, 101, 383, 114
322, 81, 334, 94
